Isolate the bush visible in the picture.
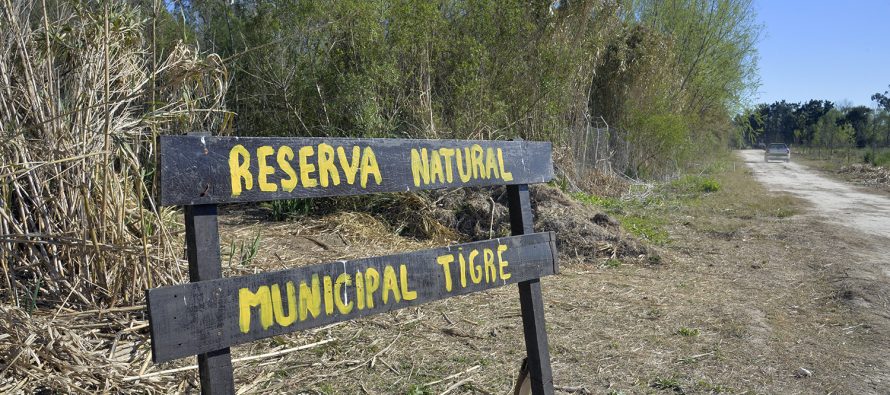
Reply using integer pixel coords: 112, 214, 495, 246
699, 178, 722, 192
862, 150, 890, 167
875, 151, 890, 167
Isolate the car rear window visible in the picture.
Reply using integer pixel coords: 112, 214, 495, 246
769, 143, 788, 149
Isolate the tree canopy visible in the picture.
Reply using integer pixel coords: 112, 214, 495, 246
734, 92, 890, 151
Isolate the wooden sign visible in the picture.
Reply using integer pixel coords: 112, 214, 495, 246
159, 136, 554, 206
147, 232, 557, 363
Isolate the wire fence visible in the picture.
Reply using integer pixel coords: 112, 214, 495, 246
568, 115, 634, 177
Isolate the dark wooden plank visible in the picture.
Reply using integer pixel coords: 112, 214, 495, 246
507, 184, 555, 395
159, 136, 554, 206
184, 204, 234, 394
147, 232, 557, 363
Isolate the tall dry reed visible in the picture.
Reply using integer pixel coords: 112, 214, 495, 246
0, 0, 230, 308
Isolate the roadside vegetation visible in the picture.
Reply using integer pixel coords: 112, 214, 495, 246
793, 149, 890, 195
1, 0, 762, 310
574, 153, 799, 250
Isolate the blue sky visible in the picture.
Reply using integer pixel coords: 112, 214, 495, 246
754, 0, 890, 107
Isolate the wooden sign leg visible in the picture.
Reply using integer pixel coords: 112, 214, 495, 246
507, 184, 554, 395
184, 204, 235, 394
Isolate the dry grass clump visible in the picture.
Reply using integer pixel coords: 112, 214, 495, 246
0, 1, 228, 308
0, 304, 164, 393
351, 193, 461, 244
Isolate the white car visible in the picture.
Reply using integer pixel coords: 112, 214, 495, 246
765, 143, 791, 162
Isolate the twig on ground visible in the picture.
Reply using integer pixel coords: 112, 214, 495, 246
439, 377, 473, 395
61, 305, 146, 317
424, 365, 481, 387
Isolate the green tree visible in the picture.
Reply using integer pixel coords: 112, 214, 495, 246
843, 105, 873, 148
872, 85, 890, 111
813, 108, 854, 152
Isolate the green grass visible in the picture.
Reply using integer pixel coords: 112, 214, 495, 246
264, 198, 314, 221
226, 231, 261, 267
604, 258, 621, 268
774, 207, 795, 218
25, 276, 41, 315
676, 327, 701, 337
685, 156, 800, 224
619, 215, 669, 245
318, 383, 338, 395
571, 192, 623, 211
572, 191, 669, 244
651, 376, 683, 392
570, 152, 801, 250
550, 175, 571, 192
669, 175, 721, 194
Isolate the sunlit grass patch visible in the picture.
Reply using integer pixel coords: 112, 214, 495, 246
670, 175, 721, 194
619, 214, 669, 245
571, 191, 623, 212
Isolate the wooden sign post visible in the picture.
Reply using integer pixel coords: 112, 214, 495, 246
146, 136, 557, 394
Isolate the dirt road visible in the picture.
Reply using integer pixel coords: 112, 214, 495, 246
740, 149, 890, 392
743, 149, 890, 282
741, 149, 890, 238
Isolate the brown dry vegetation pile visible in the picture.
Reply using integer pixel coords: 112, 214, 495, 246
838, 163, 890, 191
310, 183, 648, 262
0, 305, 158, 393
530, 185, 648, 260
421, 184, 647, 260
